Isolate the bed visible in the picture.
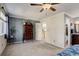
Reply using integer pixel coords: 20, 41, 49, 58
57, 45, 79, 56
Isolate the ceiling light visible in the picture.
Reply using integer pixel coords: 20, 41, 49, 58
42, 4, 51, 10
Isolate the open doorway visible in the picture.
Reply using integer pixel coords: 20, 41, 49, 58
23, 22, 33, 42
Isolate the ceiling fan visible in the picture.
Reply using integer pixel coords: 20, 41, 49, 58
30, 3, 59, 12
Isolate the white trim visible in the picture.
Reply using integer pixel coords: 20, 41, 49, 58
0, 33, 5, 36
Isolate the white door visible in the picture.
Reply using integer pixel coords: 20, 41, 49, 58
35, 23, 43, 40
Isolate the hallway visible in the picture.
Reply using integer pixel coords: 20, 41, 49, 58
2, 40, 63, 56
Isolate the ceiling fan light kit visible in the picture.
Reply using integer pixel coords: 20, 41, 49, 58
30, 3, 59, 12
42, 4, 51, 10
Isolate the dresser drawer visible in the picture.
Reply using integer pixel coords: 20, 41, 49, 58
72, 34, 79, 45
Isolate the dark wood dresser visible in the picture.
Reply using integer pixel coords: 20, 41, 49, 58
72, 33, 79, 45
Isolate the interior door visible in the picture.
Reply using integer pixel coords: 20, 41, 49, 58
23, 22, 33, 40
35, 23, 43, 40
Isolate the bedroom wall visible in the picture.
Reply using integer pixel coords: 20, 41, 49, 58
0, 35, 7, 55
0, 8, 7, 55
8, 17, 40, 42
8, 17, 24, 42
41, 12, 65, 48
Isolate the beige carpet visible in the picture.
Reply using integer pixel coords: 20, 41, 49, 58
2, 40, 63, 56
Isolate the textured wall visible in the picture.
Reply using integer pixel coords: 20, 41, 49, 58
8, 17, 40, 42
8, 17, 24, 42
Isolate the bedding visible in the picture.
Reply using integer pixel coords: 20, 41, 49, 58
57, 45, 79, 56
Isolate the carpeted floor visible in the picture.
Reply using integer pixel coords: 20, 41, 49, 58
2, 40, 63, 56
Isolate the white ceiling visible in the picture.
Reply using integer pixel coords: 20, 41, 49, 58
3, 3, 79, 20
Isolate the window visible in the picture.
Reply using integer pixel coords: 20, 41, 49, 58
3, 21, 7, 34
0, 12, 7, 35
42, 22, 47, 31
0, 19, 4, 34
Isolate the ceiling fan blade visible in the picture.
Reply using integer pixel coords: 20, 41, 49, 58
51, 3, 60, 5
30, 4, 42, 6
40, 8, 44, 12
50, 7, 56, 11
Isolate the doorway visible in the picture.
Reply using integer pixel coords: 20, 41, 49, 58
23, 22, 33, 41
